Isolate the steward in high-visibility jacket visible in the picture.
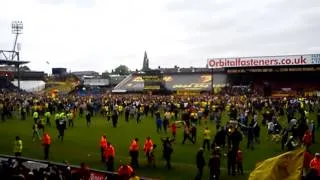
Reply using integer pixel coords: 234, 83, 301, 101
117, 164, 133, 180
33, 111, 39, 124
100, 135, 107, 162
129, 138, 139, 168
104, 142, 115, 172
67, 111, 74, 127
44, 111, 51, 127
143, 137, 153, 161
13, 136, 23, 157
55, 113, 61, 128
42, 132, 51, 160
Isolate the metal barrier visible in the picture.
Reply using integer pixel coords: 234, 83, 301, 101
0, 154, 153, 180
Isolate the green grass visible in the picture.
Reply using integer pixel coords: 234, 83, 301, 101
0, 111, 319, 180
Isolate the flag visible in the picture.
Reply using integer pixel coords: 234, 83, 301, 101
249, 148, 304, 180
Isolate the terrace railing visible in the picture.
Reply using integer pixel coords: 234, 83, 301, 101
0, 154, 155, 180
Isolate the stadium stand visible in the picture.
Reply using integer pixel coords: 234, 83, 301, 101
0, 155, 150, 180
0, 77, 20, 92
114, 72, 227, 92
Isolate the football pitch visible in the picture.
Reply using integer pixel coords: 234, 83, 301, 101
0, 112, 318, 180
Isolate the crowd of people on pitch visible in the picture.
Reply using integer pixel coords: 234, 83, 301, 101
2, 92, 320, 179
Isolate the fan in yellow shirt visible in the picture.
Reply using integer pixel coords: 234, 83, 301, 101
129, 172, 140, 180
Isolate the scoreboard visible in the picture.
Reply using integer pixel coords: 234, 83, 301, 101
141, 73, 164, 91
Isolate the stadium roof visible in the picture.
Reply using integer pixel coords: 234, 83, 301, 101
0, 60, 29, 66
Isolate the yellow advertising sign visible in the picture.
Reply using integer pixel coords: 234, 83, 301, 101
144, 85, 161, 90
132, 76, 143, 82
142, 75, 162, 82
200, 75, 212, 83
177, 90, 200, 96
172, 83, 209, 90
163, 76, 173, 82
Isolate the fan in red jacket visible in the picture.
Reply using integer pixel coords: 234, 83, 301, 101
117, 164, 133, 180
302, 130, 312, 148
309, 153, 320, 176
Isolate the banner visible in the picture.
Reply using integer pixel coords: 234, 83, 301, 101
144, 85, 161, 90
71, 167, 109, 180
176, 90, 200, 96
208, 54, 320, 68
249, 148, 304, 180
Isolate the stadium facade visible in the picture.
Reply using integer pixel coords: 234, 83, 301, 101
115, 54, 320, 96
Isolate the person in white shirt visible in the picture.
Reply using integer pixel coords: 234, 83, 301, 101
267, 121, 274, 135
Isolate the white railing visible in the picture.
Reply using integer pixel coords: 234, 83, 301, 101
113, 74, 132, 90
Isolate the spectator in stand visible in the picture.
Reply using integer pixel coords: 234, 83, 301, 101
13, 136, 23, 157
77, 162, 90, 180
117, 163, 133, 180
129, 171, 140, 180
309, 153, 320, 177
303, 130, 312, 149
0, 158, 72, 180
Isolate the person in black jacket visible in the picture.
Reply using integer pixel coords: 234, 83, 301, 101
85, 111, 91, 127
230, 127, 243, 151
58, 118, 66, 142
191, 124, 197, 143
227, 147, 236, 176
161, 137, 175, 170
111, 110, 118, 128
124, 106, 130, 122
247, 125, 254, 150
213, 127, 226, 149
229, 106, 237, 120
317, 109, 320, 129
281, 129, 289, 150
209, 147, 221, 180
195, 148, 205, 180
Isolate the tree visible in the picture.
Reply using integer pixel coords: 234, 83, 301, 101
101, 70, 110, 78
114, 65, 130, 75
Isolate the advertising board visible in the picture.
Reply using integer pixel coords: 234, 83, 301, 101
207, 54, 320, 68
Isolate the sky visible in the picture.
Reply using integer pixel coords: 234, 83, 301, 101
0, 0, 320, 74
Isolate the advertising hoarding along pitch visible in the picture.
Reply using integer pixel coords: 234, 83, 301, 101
207, 54, 320, 68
